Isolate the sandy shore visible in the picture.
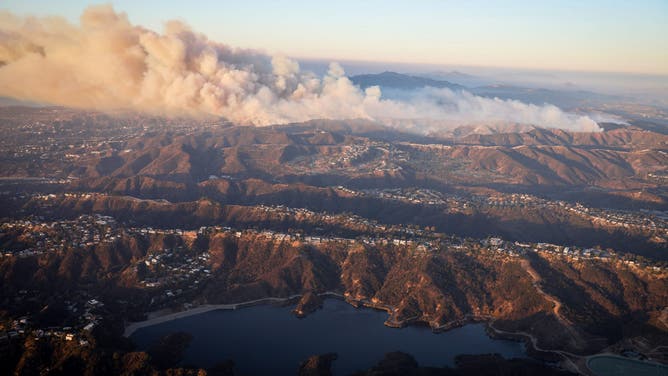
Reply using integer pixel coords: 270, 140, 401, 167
123, 296, 302, 337
123, 292, 348, 337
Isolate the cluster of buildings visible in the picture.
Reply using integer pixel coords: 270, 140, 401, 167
472, 193, 666, 234
288, 141, 407, 175
5, 195, 665, 275
255, 204, 428, 238
567, 204, 664, 233
0, 214, 120, 258
482, 237, 665, 271
3, 190, 666, 282
139, 247, 212, 300
257, 204, 380, 228
337, 187, 667, 237
360, 187, 448, 206
185, 222, 667, 274
1, 198, 666, 347
0, 108, 223, 171
0, 294, 105, 348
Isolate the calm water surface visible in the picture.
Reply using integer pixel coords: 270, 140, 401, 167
587, 355, 668, 376
131, 299, 527, 375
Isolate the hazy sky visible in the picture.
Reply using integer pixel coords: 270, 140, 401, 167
3, 0, 668, 74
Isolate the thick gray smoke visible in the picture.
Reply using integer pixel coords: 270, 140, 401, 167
0, 5, 606, 132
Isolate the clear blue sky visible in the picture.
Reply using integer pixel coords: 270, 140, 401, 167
3, 0, 667, 74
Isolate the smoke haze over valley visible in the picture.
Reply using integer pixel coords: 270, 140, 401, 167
0, 5, 619, 132
0, 2, 667, 376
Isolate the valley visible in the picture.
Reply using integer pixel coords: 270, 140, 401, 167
0, 107, 666, 375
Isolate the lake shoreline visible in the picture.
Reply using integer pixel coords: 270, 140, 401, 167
127, 297, 528, 375
123, 292, 346, 337
124, 296, 299, 337
123, 291, 593, 374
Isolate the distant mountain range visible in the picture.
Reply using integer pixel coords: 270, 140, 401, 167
349, 71, 621, 110
0, 96, 45, 107
417, 70, 491, 87
471, 84, 620, 109
350, 71, 465, 91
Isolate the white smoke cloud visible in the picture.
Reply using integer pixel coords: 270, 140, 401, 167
0, 5, 609, 132
363, 88, 605, 132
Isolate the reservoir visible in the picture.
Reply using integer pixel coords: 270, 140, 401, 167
131, 298, 527, 375
587, 355, 668, 376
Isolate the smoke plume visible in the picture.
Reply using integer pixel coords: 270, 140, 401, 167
0, 5, 606, 132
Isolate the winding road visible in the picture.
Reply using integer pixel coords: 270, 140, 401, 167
520, 258, 587, 350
